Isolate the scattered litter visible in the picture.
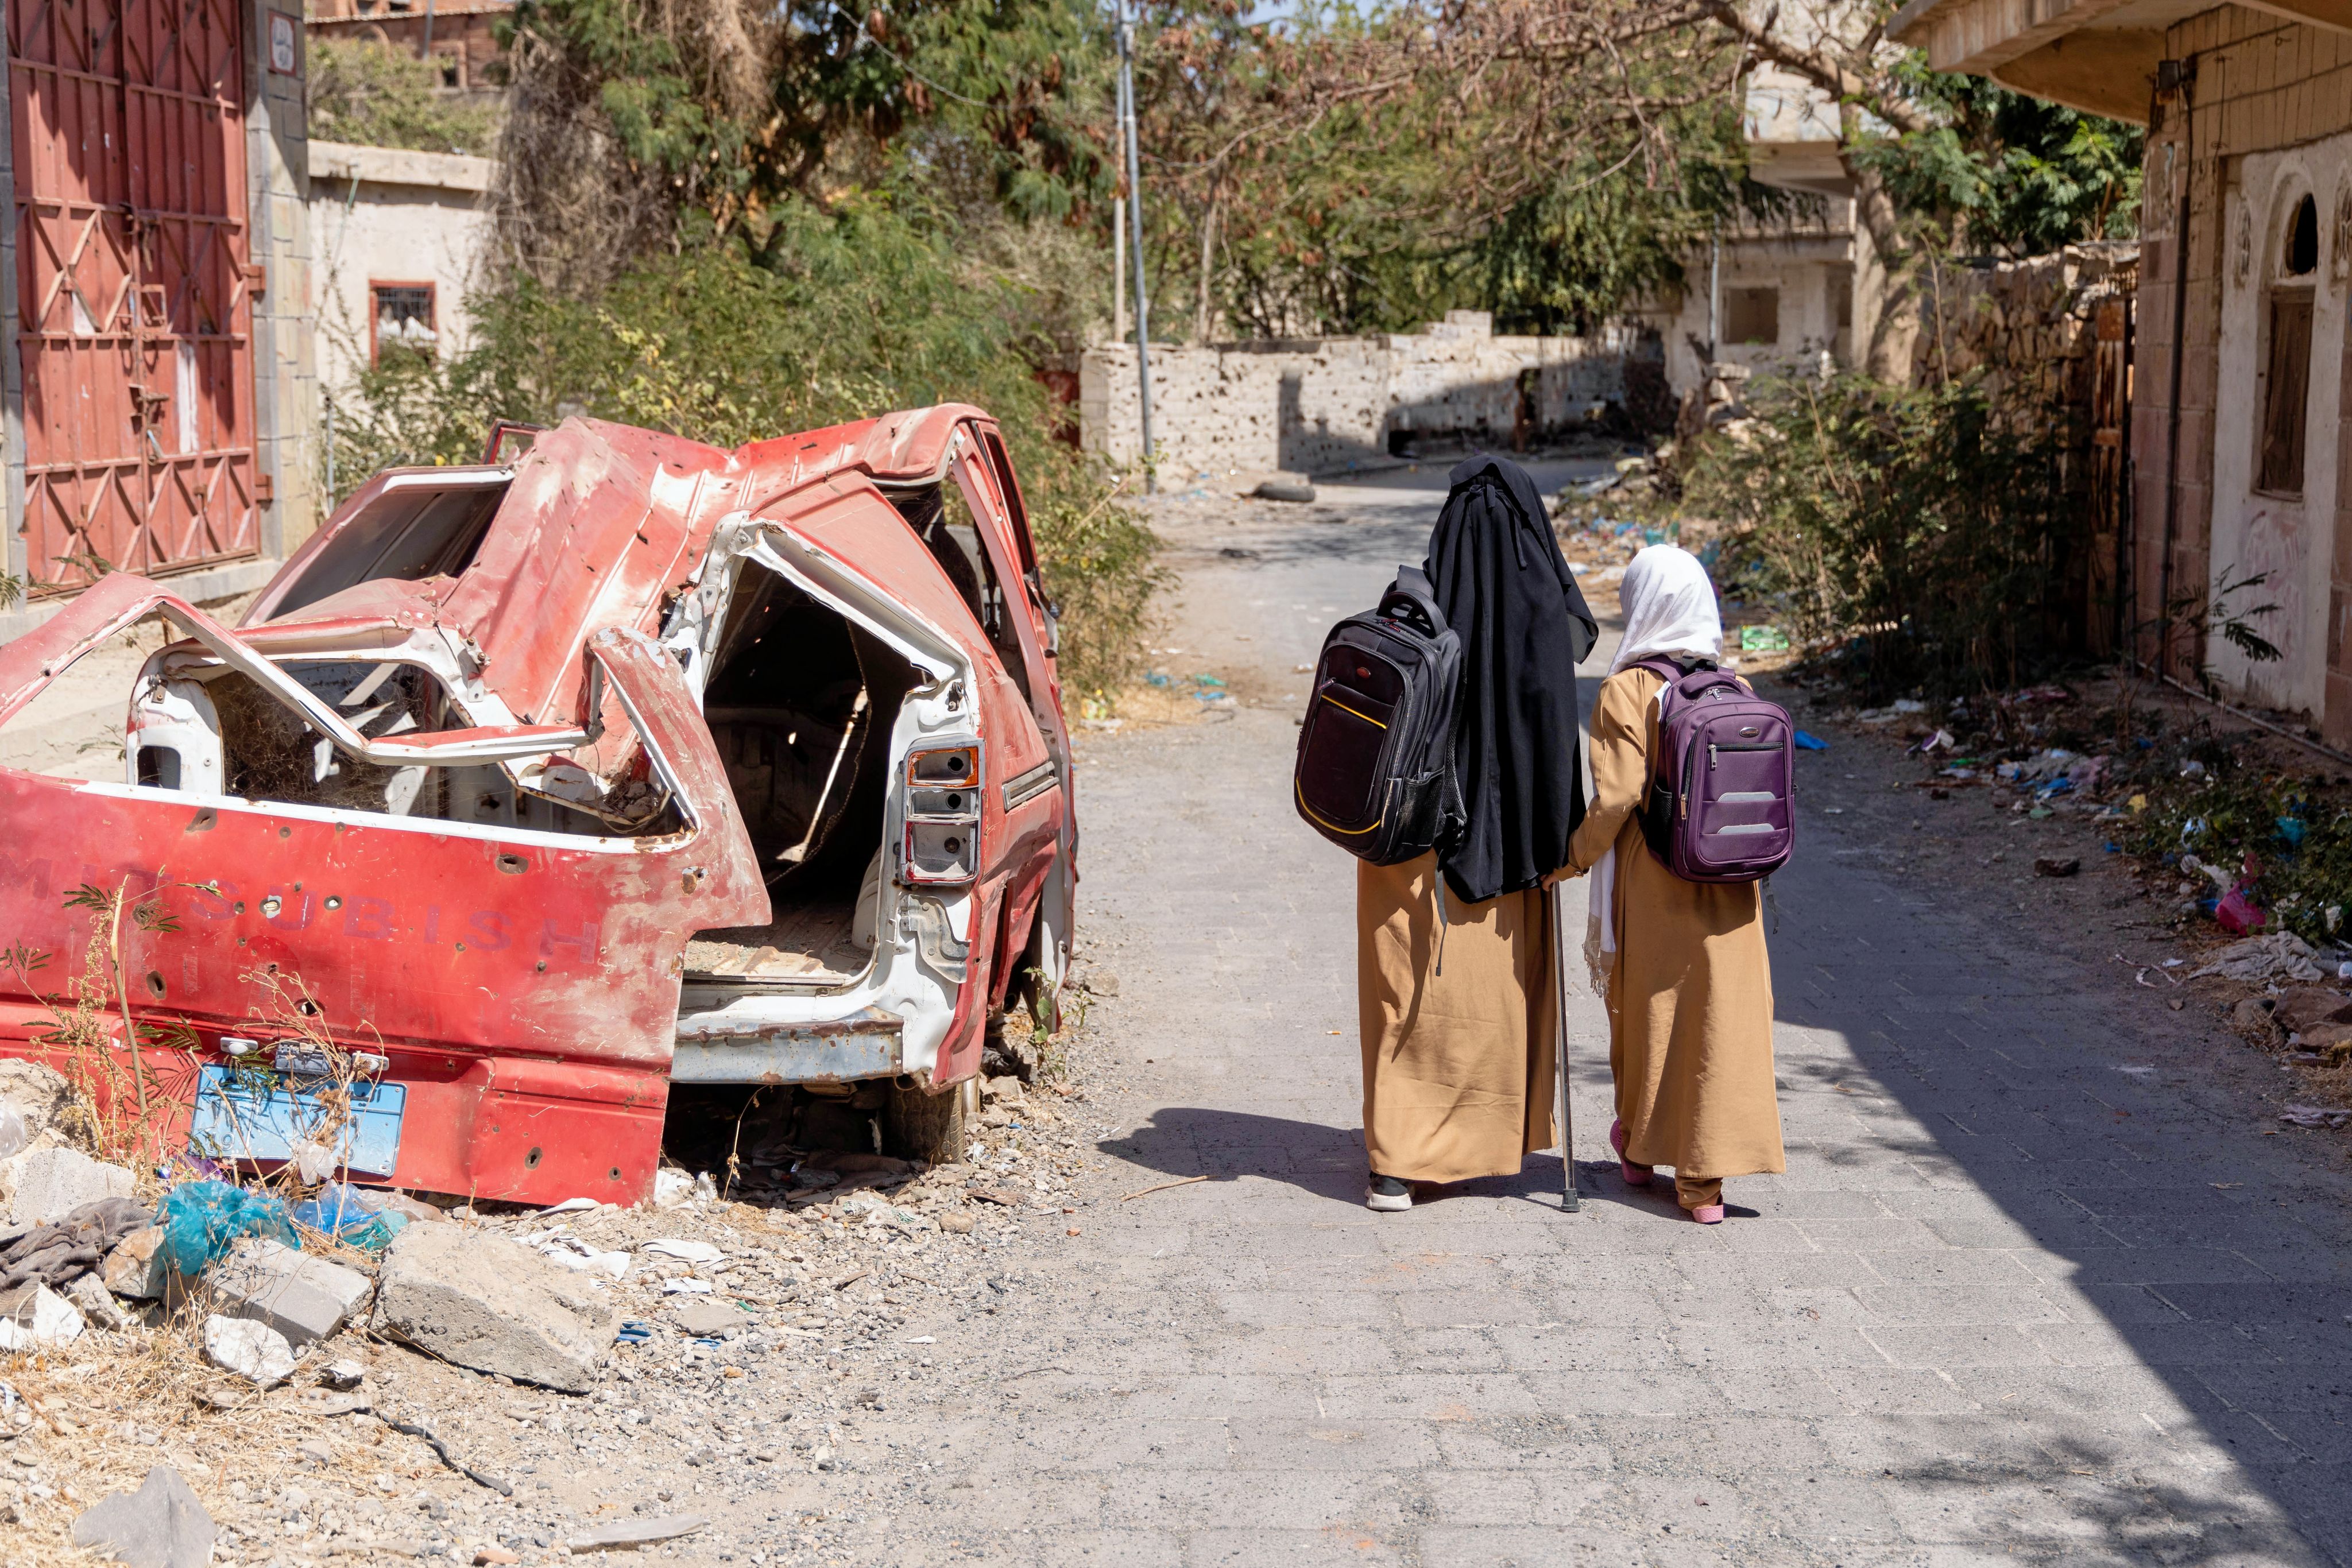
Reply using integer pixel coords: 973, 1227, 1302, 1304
540, 1197, 600, 1215
288, 1183, 408, 1253
2117, 1065, 2157, 1079
2034, 857, 2080, 878
2280, 1104, 2351, 1130
904, 1334, 937, 1344
659, 1277, 714, 1295
156, 1182, 297, 1278
2189, 933, 2326, 984
320, 1358, 366, 1391
615, 1321, 653, 1346
1738, 625, 1789, 652
652, 1170, 694, 1207
1793, 731, 1828, 752
1909, 729, 1956, 754
2215, 884, 2268, 935
527, 1234, 632, 1279
0, 1195, 149, 1291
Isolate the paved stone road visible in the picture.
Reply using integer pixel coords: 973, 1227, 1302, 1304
877, 470, 2352, 1567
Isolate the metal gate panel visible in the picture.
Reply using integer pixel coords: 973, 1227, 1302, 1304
10, 0, 256, 593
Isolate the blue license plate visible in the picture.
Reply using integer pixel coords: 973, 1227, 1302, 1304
188, 1066, 406, 1178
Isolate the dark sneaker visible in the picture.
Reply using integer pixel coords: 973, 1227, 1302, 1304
1365, 1174, 1413, 1212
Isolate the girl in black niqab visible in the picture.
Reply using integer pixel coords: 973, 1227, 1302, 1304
1426, 454, 1600, 900
1355, 453, 1596, 1212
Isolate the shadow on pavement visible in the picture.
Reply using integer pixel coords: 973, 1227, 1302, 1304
1100, 1105, 1672, 1217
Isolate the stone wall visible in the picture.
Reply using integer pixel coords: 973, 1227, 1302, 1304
1911, 242, 2140, 657
1080, 311, 1645, 478
1914, 242, 2139, 408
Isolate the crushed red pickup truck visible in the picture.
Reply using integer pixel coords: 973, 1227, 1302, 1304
0, 406, 1076, 1205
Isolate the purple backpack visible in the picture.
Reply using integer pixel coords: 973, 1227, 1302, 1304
1630, 657, 1794, 883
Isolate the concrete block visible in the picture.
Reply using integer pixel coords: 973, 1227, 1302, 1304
0, 1281, 84, 1348
103, 1227, 170, 1299
203, 1314, 295, 1387
0, 1060, 72, 1143
0, 1146, 135, 1225
372, 1223, 619, 1392
71, 1465, 215, 1568
206, 1238, 372, 1349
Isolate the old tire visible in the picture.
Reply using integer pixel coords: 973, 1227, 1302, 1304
884, 1077, 975, 1165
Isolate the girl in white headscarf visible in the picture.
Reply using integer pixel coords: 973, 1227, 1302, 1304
1545, 545, 1784, 1222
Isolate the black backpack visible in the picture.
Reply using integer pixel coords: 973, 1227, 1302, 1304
1294, 566, 1465, 864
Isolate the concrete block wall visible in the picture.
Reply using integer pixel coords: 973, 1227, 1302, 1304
247, 0, 320, 562
1081, 312, 1639, 478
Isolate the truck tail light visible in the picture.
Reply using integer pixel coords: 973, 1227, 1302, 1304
902, 740, 982, 884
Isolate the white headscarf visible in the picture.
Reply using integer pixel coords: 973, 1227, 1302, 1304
1583, 544, 1722, 994
1610, 544, 1722, 673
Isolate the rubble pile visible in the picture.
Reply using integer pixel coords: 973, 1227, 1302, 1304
0, 1070, 1111, 1565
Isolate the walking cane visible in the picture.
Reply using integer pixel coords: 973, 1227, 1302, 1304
1550, 878, 1578, 1212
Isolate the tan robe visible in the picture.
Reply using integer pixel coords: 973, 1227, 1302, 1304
1356, 853, 1557, 1183
1563, 667, 1785, 1183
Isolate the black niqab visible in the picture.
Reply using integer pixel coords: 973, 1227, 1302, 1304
1425, 454, 1598, 903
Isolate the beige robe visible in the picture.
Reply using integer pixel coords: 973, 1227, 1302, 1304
1357, 853, 1557, 1183
1562, 667, 1785, 1182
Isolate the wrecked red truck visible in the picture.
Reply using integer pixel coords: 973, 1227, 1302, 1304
0, 406, 1076, 1205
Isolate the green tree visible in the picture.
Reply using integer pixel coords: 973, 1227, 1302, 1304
308, 38, 501, 154
1850, 64, 2142, 257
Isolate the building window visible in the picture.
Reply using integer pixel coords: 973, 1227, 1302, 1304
371, 283, 437, 365
2257, 195, 2319, 497
1724, 287, 1780, 347
1828, 265, 1853, 332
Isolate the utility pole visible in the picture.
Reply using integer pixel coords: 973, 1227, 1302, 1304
1113, 196, 1127, 344
1707, 224, 1720, 360
1115, 0, 1155, 491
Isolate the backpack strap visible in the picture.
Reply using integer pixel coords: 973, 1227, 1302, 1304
1378, 566, 1446, 639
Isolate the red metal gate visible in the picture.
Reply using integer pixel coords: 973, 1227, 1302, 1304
10, 0, 258, 594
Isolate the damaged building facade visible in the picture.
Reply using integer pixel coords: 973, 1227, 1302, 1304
1893, 0, 2352, 737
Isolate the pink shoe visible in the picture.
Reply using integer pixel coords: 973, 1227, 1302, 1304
1609, 1120, 1652, 1187
1684, 1202, 1726, 1225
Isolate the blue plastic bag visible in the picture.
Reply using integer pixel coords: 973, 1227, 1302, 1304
289, 1182, 411, 1253
155, 1180, 299, 1276
1793, 730, 1829, 752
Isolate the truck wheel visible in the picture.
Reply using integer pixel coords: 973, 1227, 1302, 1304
884, 1077, 975, 1166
